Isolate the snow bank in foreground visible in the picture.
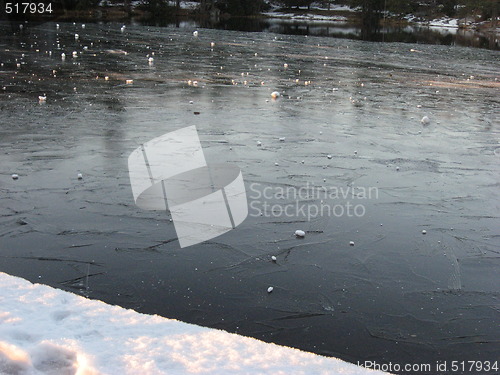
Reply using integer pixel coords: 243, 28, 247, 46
0, 273, 386, 375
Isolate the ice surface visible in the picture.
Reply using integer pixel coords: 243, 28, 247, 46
0, 21, 498, 372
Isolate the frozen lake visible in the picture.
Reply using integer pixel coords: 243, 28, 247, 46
1, 21, 499, 373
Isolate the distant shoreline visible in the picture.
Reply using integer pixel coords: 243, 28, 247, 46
55, 4, 500, 35
3, 2, 498, 39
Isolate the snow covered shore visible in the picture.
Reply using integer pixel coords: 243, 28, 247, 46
0, 272, 386, 374
262, 12, 348, 22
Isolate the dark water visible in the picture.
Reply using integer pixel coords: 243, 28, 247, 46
0, 21, 499, 374
143, 17, 500, 51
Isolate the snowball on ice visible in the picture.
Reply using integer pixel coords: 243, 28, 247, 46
421, 116, 430, 125
295, 230, 305, 237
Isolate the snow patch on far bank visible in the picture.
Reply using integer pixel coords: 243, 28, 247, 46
404, 14, 460, 29
0, 272, 387, 375
428, 17, 459, 28
263, 12, 348, 23
179, 1, 199, 10
308, 3, 358, 12
97, 1, 199, 9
